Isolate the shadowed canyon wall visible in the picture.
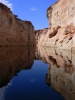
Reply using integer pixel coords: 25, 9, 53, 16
0, 3, 35, 46
35, 0, 75, 50
36, 46, 75, 100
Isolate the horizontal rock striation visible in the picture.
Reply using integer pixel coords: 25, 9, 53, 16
0, 3, 35, 46
36, 0, 75, 50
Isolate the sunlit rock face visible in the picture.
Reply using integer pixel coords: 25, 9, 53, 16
36, 0, 75, 50
0, 3, 35, 46
47, 0, 75, 28
0, 47, 35, 87
36, 46, 75, 100
43, 23, 75, 50
35, 28, 48, 46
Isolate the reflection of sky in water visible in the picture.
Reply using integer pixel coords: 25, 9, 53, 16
0, 81, 12, 100
0, 86, 6, 100
30, 78, 35, 82
2, 60, 64, 100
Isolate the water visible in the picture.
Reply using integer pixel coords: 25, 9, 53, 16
0, 46, 75, 100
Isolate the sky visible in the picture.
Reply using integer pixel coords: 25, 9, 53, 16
0, 0, 57, 30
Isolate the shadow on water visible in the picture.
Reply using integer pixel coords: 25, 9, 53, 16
36, 46, 75, 100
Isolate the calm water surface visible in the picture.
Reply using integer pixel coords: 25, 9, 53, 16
0, 47, 75, 100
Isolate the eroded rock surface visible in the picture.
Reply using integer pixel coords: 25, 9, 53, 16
35, 28, 48, 45
47, 0, 75, 28
36, 0, 75, 50
0, 3, 35, 46
44, 24, 75, 50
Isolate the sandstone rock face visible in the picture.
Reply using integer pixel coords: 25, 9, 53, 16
35, 28, 48, 45
0, 3, 35, 46
47, 0, 75, 28
36, 0, 75, 50
36, 46, 75, 100
44, 24, 75, 50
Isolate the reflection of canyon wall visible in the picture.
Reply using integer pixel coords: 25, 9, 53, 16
0, 3, 35, 46
0, 47, 35, 87
36, 46, 75, 100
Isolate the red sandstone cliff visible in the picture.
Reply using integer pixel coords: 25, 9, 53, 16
0, 3, 35, 46
36, 0, 75, 50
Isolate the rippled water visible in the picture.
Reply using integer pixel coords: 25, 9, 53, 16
0, 46, 75, 100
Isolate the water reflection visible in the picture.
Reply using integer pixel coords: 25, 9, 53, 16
36, 46, 75, 100
0, 46, 75, 100
0, 46, 35, 91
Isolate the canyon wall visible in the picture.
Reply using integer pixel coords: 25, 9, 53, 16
35, 28, 48, 45
36, 46, 75, 100
36, 0, 75, 50
47, 0, 75, 28
0, 3, 35, 46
